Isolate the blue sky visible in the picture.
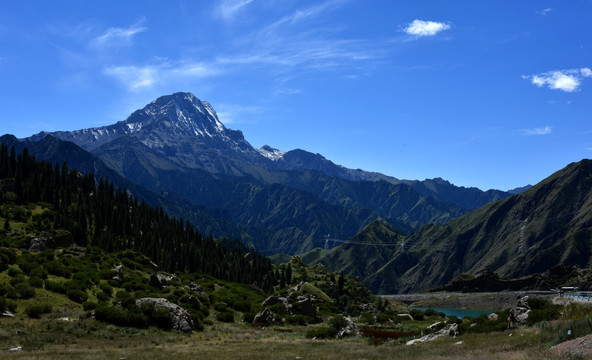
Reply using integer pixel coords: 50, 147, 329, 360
1, 1, 591, 191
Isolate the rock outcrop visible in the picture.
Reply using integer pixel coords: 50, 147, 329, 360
253, 308, 281, 326
135, 297, 193, 332
406, 323, 458, 345
261, 282, 326, 319
336, 316, 359, 338
508, 296, 530, 329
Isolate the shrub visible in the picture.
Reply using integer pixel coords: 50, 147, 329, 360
45, 280, 67, 294
409, 309, 425, 321
67, 289, 89, 303
28, 276, 43, 288
96, 291, 110, 302
114, 291, 135, 308
216, 310, 235, 323
95, 305, 148, 328
285, 314, 314, 325
83, 301, 98, 311
243, 312, 256, 324
7, 265, 22, 277
25, 304, 52, 318
14, 282, 35, 299
305, 326, 337, 339
99, 282, 113, 296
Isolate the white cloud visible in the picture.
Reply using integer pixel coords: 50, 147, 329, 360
103, 61, 218, 91
91, 18, 147, 49
404, 20, 451, 37
536, 8, 553, 16
523, 68, 592, 92
214, 0, 254, 21
521, 126, 552, 136
103, 65, 157, 90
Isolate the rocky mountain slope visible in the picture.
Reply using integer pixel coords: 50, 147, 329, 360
20, 92, 514, 254
315, 159, 592, 294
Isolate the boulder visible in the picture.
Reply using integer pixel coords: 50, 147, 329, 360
186, 282, 209, 299
136, 297, 193, 332
508, 296, 530, 329
111, 265, 124, 282
28, 236, 55, 252
253, 308, 281, 326
406, 323, 458, 345
336, 316, 359, 338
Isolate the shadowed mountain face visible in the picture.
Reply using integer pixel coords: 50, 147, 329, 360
310, 159, 592, 294
18, 92, 514, 256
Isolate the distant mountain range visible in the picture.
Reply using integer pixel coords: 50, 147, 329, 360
11, 91, 584, 295
8, 92, 516, 256
305, 159, 592, 293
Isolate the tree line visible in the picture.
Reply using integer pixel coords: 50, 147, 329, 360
0, 143, 281, 290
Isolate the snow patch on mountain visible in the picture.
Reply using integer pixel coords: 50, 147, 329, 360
258, 145, 285, 161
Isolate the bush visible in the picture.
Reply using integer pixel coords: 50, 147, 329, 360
25, 304, 52, 319
99, 282, 113, 296
14, 282, 35, 299
285, 314, 314, 325
45, 280, 67, 294
243, 312, 256, 324
216, 310, 235, 323
83, 301, 98, 311
95, 305, 148, 328
28, 276, 43, 288
409, 309, 425, 321
96, 291, 110, 302
305, 326, 337, 339
67, 289, 89, 303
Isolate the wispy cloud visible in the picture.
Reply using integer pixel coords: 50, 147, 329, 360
216, 103, 263, 124
214, 0, 254, 21
103, 61, 218, 91
103, 65, 157, 90
90, 18, 147, 49
536, 8, 553, 16
520, 126, 552, 136
523, 68, 592, 92
404, 20, 451, 37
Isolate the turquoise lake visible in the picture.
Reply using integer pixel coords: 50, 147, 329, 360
411, 307, 494, 318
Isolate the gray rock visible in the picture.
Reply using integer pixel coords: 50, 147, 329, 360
28, 236, 55, 252
186, 282, 209, 298
406, 323, 458, 345
136, 297, 193, 332
336, 316, 359, 338
253, 308, 280, 326
508, 296, 530, 329
111, 265, 124, 282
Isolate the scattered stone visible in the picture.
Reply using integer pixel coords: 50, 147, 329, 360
186, 282, 209, 298
111, 265, 124, 282
136, 298, 193, 332
454, 341, 464, 345
397, 313, 413, 320
406, 323, 459, 345
15, 330, 27, 336
508, 296, 530, 329
7, 346, 22, 352
427, 321, 443, 330
1, 311, 15, 318
156, 272, 176, 283
488, 313, 499, 321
